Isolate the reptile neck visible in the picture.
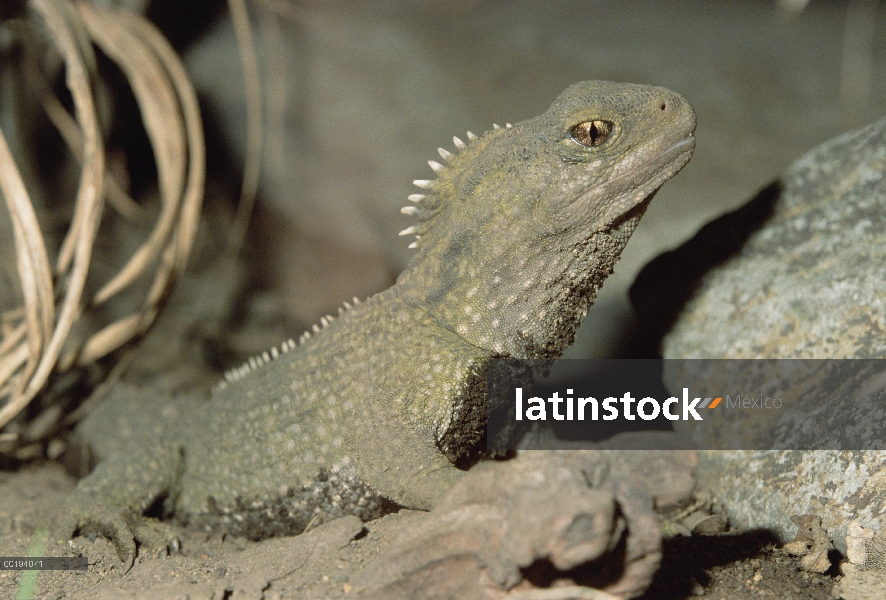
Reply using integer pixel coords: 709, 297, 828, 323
391, 206, 646, 360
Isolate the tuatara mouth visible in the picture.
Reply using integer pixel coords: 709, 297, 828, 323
560, 133, 695, 239
594, 132, 695, 199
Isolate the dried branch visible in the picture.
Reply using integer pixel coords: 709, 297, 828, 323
0, 0, 206, 432
227, 0, 263, 252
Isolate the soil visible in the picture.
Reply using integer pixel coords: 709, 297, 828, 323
641, 532, 838, 600
0, 465, 844, 599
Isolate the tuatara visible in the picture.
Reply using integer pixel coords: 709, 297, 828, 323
64, 81, 696, 563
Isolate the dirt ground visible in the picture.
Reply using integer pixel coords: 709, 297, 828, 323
0, 465, 842, 599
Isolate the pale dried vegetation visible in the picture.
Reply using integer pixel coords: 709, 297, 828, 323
0, 0, 208, 442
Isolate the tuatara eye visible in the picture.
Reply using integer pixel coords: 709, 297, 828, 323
571, 120, 613, 147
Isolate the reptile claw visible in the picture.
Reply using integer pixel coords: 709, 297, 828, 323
59, 500, 136, 570
61, 492, 182, 570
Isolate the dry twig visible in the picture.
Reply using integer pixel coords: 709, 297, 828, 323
0, 0, 205, 433
227, 0, 263, 252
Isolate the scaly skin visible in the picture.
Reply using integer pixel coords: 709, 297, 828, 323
64, 81, 695, 563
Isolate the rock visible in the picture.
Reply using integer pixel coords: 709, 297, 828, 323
633, 114, 886, 360
836, 521, 886, 600
836, 567, 886, 600
659, 359, 886, 451
631, 115, 886, 553
784, 514, 834, 573
693, 451, 885, 554
353, 450, 696, 600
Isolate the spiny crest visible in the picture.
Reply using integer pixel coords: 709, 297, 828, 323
215, 296, 365, 390
216, 338, 297, 391
399, 122, 513, 250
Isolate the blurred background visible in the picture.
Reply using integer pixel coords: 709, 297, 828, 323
182, 0, 885, 357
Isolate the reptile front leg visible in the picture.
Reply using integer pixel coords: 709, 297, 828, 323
345, 390, 465, 510
59, 384, 194, 566
60, 442, 184, 568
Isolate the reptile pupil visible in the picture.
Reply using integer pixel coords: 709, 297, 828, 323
571, 120, 613, 147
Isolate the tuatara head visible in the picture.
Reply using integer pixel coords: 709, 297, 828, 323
396, 81, 696, 359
